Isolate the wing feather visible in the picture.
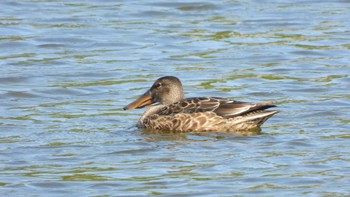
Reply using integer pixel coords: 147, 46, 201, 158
155, 97, 276, 118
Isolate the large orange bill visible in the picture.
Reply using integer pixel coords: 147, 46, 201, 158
123, 90, 154, 110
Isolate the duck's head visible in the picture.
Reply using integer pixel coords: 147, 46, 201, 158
123, 76, 184, 110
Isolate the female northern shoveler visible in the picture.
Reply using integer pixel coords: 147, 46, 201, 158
123, 76, 279, 134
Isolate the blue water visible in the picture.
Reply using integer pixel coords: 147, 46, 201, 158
1, 0, 350, 196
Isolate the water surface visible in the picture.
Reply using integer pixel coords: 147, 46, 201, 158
1, 0, 350, 196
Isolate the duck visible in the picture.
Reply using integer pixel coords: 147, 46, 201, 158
123, 76, 279, 134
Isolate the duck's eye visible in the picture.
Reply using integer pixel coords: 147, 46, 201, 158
154, 83, 161, 89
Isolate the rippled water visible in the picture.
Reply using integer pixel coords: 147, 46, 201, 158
1, 0, 350, 196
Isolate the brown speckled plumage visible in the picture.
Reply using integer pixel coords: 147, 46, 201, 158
124, 76, 279, 134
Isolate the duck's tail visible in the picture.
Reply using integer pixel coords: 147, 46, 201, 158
230, 109, 279, 131
244, 110, 279, 126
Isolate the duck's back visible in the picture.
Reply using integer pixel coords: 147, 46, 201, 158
140, 97, 279, 134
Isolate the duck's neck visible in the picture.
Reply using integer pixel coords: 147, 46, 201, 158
138, 105, 165, 127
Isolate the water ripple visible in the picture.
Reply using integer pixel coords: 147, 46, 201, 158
1, 0, 350, 196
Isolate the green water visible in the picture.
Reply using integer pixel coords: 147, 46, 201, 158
1, 0, 350, 196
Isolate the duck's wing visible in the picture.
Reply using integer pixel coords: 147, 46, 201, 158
155, 97, 219, 115
212, 100, 277, 118
156, 97, 277, 118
